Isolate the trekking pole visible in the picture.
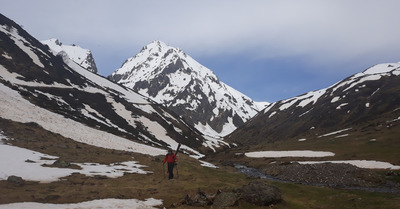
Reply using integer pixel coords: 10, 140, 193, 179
176, 163, 179, 179
162, 163, 165, 179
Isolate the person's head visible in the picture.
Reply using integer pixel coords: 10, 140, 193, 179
168, 148, 172, 154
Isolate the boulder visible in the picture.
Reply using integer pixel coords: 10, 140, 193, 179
180, 188, 213, 207
237, 180, 282, 206
53, 159, 71, 168
212, 192, 238, 208
179, 181, 282, 207
7, 175, 24, 185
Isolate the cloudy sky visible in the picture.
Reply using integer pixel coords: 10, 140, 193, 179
1, 0, 400, 102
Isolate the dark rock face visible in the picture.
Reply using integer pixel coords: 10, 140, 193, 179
237, 180, 282, 206
7, 175, 24, 185
84, 52, 98, 74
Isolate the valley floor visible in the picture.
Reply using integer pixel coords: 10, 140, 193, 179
1, 118, 400, 209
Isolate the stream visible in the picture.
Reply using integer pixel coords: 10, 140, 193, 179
234, 164, 400, 194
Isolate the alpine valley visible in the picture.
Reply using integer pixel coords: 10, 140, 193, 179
1, 13, 400, 209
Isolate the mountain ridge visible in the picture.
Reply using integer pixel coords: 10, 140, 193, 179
224, 61, 400, 165
0, 14, 223, 158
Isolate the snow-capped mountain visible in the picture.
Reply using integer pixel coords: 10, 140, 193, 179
108, 41, 263, 138
0, 13, 223, 157
41, 38, 98, 73
227, 62, 400, 146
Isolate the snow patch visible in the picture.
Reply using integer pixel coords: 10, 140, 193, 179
269, 111, 277, 118
0, 198, 163, 209
331, 96, 340, 103
334, 134, 349, 138
331, 63, 400, 95
318, 128, 352, 138
245, 150, 335, 158
1, 52, 12, 59
336, 103, 348, 110
0, 143, 150, 183
199, 160, 218, 168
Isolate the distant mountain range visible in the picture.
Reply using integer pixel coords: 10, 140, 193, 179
108, 40, 267, 138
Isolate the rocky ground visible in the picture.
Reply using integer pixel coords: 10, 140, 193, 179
177, 180, 282, 208
261, 162, 400, 192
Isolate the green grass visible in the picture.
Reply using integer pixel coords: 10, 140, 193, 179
269, 181, 400, 209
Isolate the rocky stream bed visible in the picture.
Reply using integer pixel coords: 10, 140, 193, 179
235, 162, 400, 194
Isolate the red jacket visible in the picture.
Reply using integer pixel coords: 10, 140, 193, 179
164, 153, 177, 164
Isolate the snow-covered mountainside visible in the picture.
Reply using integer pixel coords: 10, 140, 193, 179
227, 62, 400, 146
108, 41, 263, 137
0, 13, 223, 157
42, 38, 98, 73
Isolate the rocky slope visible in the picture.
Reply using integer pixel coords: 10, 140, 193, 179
225, 62, 400, 164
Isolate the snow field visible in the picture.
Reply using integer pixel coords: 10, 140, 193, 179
0, 198, 162, 209
0, 142, 150, 182
0, 82, 165, 156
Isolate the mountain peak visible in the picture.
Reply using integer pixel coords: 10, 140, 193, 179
147, 40, 168, 49
48, 38, 62, 46
109, 42, 261, 137
41, 39, 98, 74
139, 40, 175, 55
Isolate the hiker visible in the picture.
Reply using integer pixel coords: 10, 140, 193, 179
163, 148, 177, 179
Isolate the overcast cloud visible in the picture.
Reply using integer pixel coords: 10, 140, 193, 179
1, 0, 400, 101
